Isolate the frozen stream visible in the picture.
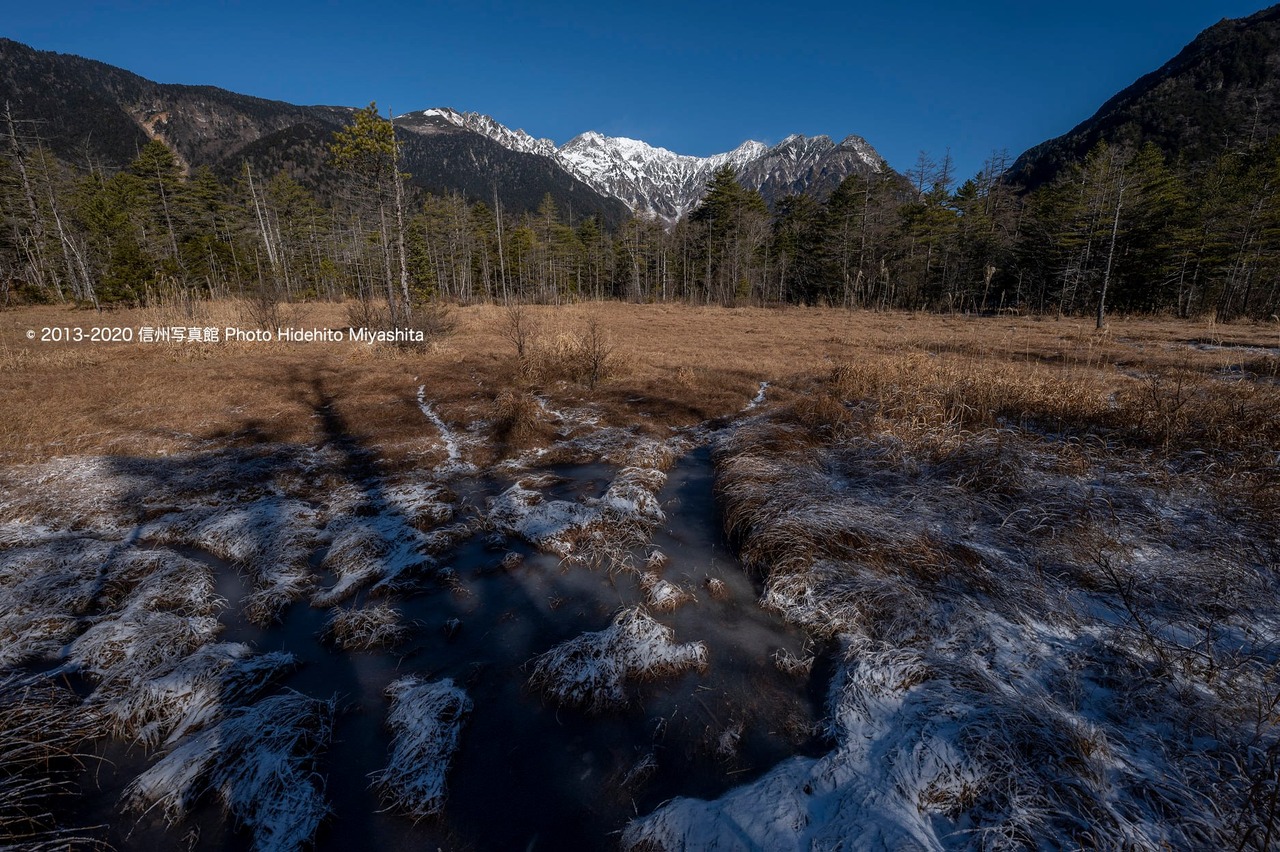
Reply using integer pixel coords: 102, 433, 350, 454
76, 446, 823, 851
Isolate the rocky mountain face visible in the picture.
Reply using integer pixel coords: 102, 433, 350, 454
738, 133, 887, 209
554, 133, 768, 221
401, 108, 888, 221
1010, 4, 1280, 187
1, 37, 889, 226
0, 38, 348, 174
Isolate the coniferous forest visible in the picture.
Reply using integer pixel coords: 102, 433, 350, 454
3, 100, 1279, 323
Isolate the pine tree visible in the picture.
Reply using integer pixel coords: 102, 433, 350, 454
328, 103, 412, 320
690, 165, 768, 305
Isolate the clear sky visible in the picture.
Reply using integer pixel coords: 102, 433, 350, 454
2, 1, 1271, 179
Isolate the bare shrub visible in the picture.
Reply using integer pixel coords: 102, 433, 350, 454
142, 279, 208, 325
344, 295, 382, 331
406, 299, 457, 343
523, 314, 621, 388
491, 389, 554, 452
500, 301, 541, 372
580, 314, 615, 390
242, 280, 289, 331
342, 297, 456, 350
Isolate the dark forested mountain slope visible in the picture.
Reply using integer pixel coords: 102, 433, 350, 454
1010, 4, 1280, 187
0, 38, 628, 224
0, 38, 350, 171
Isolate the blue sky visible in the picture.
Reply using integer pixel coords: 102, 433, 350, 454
2, 1, 1269, 179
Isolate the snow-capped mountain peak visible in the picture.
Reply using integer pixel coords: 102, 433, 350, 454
401, 107, 887, 222
400, 107, 557, 158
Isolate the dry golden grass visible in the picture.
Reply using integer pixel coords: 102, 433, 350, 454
1, 300, 1276, 464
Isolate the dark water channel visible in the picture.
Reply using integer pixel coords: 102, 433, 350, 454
83, 446, 823, 851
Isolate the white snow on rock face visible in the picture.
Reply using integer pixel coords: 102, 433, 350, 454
397, 106, 888, 223
405, 107, 558, 158
555, 133, 769, 221
370, 676, 473, 820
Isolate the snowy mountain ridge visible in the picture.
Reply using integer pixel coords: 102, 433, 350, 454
397, 107, 888, 221
412, 107, 559, 159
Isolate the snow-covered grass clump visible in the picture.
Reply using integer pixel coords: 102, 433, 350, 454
97, 642, 297, 747
640, 572, 694, 612
487, 464, 668, 568
310, 480, 455, 606
0, 456, 155, 534
486, 476, 597, 558
66, 550, 224, 695
148, 497, 320, 625
370, 676, 472, 820
125, 691, 335, 851
314, 514, 439, 606
625, 404, 1280, 850
528, 607, 707, 712
320, 604, 408, 650
0, 447, 464, 628
0, 533, 118, 668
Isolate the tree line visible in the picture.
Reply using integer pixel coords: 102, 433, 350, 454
3, 101, 1278, 323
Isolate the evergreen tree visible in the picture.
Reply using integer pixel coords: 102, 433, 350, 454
690, 165, 768, 305
328, 102, 412, 319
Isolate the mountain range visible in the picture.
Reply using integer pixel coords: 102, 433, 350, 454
0, 37, 887, 225
398, 108, 886, 221
3, 4, 1279, 221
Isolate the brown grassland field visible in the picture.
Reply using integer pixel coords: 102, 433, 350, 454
3, 298, 1280, 848
2, 299, 1277, 469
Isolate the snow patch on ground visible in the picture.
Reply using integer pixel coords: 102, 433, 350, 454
625, 420, 1280, 849
745, 380, 770, 410
417, 386, 470, 472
